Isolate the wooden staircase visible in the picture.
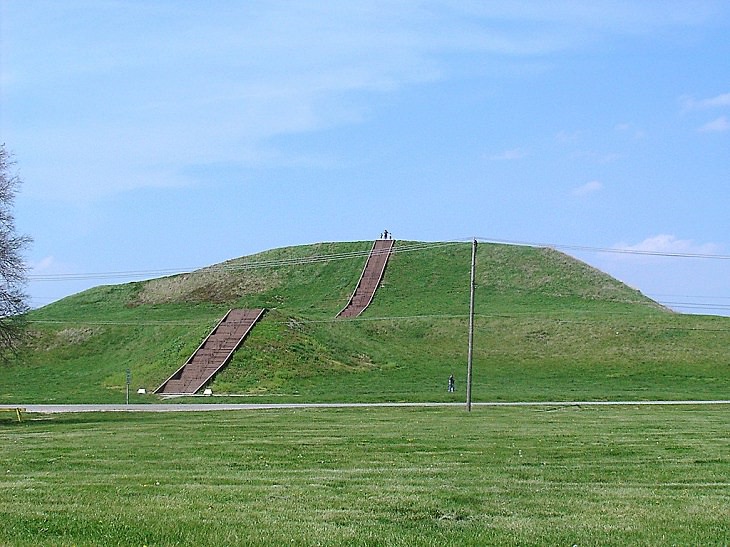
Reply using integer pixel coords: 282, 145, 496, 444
337, 239, 394, 318
155, 308, 265, 394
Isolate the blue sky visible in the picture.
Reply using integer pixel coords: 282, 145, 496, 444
2, 1, 729, 315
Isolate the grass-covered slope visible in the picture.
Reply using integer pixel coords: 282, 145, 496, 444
4, 241, 730, 403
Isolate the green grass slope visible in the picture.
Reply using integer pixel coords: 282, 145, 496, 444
4, 241, 729, 403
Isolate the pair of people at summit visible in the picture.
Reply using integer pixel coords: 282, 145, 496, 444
380, 230, 393, 240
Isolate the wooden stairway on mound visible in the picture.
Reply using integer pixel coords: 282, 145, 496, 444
155, 308, 265, 394
337, 239, 395, 318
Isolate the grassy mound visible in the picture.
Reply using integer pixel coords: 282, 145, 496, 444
4, 241, 729, 403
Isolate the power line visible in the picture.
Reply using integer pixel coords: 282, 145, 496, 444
26, 311, 730, 332
661, 302, 730, 312
27, 241, 456, 282
648, 293, 730, 300
472, 237, 730, 260
25, 237, 729, 314
26, 237, 730, 282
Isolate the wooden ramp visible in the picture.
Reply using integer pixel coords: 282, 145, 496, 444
155, 308, 265, 394
337, 239, 394, 318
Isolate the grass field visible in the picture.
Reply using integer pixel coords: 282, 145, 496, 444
1, 406, 728, 545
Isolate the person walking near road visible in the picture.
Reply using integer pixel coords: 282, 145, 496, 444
448, 374, 455, 393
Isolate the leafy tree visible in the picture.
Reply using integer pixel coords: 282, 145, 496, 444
0, 144, 31, 356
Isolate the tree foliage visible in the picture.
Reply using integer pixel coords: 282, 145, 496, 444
0, 144, 31, 355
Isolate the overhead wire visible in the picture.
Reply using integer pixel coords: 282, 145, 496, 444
26, 237, 730, 282
25, 237, 730, 323
27, 240, 457, 282
472, 237, 730, 260
25, 311, 730, 332
469, 237, 730, 313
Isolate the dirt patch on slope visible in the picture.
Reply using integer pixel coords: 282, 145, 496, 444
132, 266, 281, 305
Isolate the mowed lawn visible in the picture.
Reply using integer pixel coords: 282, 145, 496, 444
1, 406, 728, 546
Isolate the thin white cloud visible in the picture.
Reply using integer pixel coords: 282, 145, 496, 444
573, 150, 623, 164
698, 116, 730, 133
704, 93, 730, 108
614, 122, 646, 139
572, 180, 603, 196
614, 234, 720, 256
32, 256, 56, 273
682, 92, 730, 110
487, 148, 528, 161
455, 2, 722, 33
555, 130, 582, 143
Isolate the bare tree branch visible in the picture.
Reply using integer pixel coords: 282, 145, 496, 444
0, 144, 32, 359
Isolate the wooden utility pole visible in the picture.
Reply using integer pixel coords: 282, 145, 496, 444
126, 369, 131, 405
466, 238, 477, 412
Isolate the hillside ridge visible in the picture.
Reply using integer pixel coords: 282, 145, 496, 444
35, 240, 663, 313
8, 240, 727, 404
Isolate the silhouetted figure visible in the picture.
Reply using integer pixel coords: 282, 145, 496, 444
448, 374, 455, 393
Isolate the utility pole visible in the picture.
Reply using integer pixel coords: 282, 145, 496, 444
126, 368, 131, 405
466, 238, 477, 412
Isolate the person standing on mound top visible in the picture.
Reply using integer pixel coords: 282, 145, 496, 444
448, 374, 455, 393
383, 229, 389, 239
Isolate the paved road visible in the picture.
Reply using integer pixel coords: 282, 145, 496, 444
3, 401, 729, 413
